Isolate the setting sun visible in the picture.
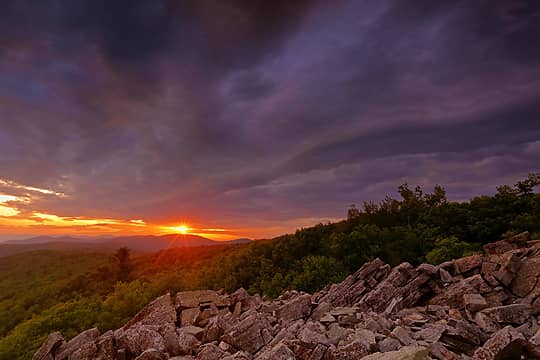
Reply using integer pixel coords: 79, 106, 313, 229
172, 224, 190, 234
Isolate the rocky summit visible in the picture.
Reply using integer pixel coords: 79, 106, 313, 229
34, 232, 540, 360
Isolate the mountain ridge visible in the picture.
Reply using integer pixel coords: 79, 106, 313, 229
0, 234, 252, 257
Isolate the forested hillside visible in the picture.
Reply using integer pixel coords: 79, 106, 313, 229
0, 174, 538, 359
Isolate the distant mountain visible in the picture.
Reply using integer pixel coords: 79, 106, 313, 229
3, 235, 99, 245
0, 234, 252, 257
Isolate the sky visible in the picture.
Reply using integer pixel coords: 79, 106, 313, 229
1, 0, 539, 240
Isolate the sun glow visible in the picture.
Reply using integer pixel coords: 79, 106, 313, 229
169, 224, 190, 234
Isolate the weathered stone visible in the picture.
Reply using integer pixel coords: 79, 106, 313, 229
115, 325, 166, 357
276, 293, 312, 322
475, 304, 531, 333
414, 324, 446, 343
391, 326, 415, 346
196, 343, 228, 360
311, 301, 333, 321
125, 294, 176, 329
453, 254, 483, 275
439, 268, 453, 284
319, 258, 390, 306
361, 345, 428, 360
69, 341, 97, 360
95, 330, 115, 360
463, 293, 488, 313
33, 332, 64, 360
297, 321, 328, 349
472, 326, 526, 360
181, 307, 201, 326
493, 253, 521, 287
429, 275, 490, 309
511, 257, 540, 297
56, 328, 100, 360
134, 348, 167, 360
221, 313, 273, 354
484, 232, 529, 255
176, 290, 230, 309
223, 351, 253, 360
440, 320, 486, 355
429, 342, 458, 360
310, 344, 328, 360
378, 337, 401, 352
331, 338, 370, 359
361, 263, 418, 313
255, 343, 296, 360
181, 325, 205, 339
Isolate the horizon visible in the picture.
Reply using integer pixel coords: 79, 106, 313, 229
1, 1, 539, 242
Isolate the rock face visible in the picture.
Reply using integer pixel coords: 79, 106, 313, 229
35, 232, 540, 359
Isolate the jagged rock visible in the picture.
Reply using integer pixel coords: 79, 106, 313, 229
125, 294, 176, 329
319, 258, 390, 306
33, 236, 540, 360
463, 293, 488, 313
429, 342, 458, 360
332, 338, 370, 359
453, 254, 483, 275
378, 337, 401, 352
223, 351, 253, 360
440, 320, 486, 355
483, 232, 529, 255
176, 290, 230, 309
255, 343, 296, 360
69, 341, 98, 360
182, 325, 205, 339
115, 325, 166, 357
361, 345, 428, 360
474, 304, 531, 333
221, 313, 273, 354
55, 328, 100, 360
196, 343, 228, 360
360, 263, 418, 313
430, 275, 491, 309
276, 293, 312, 322
181, 307, 201, 326
472, 326, 526, 360
134, 348, 167, 360
33, 332, 64, 360
511, 257, 540, 297
95, 330, 115, 360
297, 321, 328, 349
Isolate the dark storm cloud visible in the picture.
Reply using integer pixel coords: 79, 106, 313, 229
0, 0, 539, 236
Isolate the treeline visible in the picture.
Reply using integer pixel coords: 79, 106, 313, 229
202, 173, 540, 297
1, 174, 539, 359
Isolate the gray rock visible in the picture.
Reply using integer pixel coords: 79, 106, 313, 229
255, 343, 296, 360
56, 328, 100, 360
33, 332, 64, 360
124, 294, 176, 329
276, 293, 312, 322
134, 348, 167, 360
472, 326, 526, 360
221, 313, 273, 354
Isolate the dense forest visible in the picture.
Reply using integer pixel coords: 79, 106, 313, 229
0, 174, 539, 359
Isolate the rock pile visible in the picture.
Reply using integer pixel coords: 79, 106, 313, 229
34, 232, 540, 360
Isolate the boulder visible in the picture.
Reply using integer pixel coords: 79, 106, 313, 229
453, 254, 483, 275
176, 290, 230, 309
361, 345, 428, 360
511, 257, 540, 297
331, 338, 371, 359
55, 328, 100, 360
124, 294, 176, 329
463, 293, 488, 313
255, 343, 296, 360
134, 348, 167, 360
95, 330, 115, 360
474, 304, 531, 333
276, 293, 312, 322
319, 258, 390, 306
33, 332, 64, 360
196, 343, 228, 360
221, 313, 273, 354
472, 326, 526, 360
115, 325, 166, 356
